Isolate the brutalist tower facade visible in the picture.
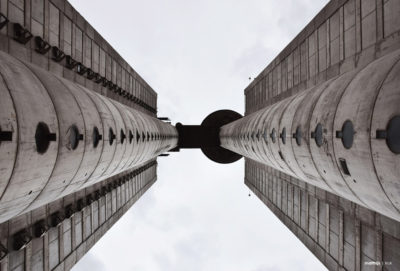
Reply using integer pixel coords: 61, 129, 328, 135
221, 0, 400, 270
1, 0, 400, 271
0, 0, 178, 270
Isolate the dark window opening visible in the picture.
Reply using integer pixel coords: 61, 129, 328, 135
263, 130, 268, 143
92, 127, 102, 148
278, 151, 285, 161
270, 128, 276, 143
120, 129, 126, 144
312, 123, 324, 147
67, 125, 82, 150
0, 127, 13, 142
280, 127, 286, 144
136, 131, 140, 143
129, 130, 134, 144
336, 120, 355, 149
293, 126, 302, 146
35, 122, 56, 154
109, 128, 115, 145
339, 158, 351, 176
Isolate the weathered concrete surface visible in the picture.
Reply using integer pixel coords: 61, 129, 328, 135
0, 51, 177, 223
246, 159, 400, 271
0, 1, 167, 270
0, 161, 158, 271
0, 0, 157, 115
245, 0, 400, 116
221, 48, 400, 222
238, 0, 400, 270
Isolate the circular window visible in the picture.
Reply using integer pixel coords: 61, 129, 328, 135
270, 128, 277, 143
341, 120, 354, 149
313, 123, 324, 147
294, 126, 302, 146
129, 130, 134, 144
35, 122, 56, 154
263, 130, 268, 143
120, 129, 126, 144
281, 127, 286, 144
67, 125, 80, 150
137, 131, 141, 142
92, 127, 101, 148
385, 115, 400, 154
109, 128, 115, 145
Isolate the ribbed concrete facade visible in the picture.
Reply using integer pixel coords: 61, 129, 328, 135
0, 161, 158, 271
246, 159, 400, 271
0, 0, 157, 115
1, 0, 400, 270
232, 0, 400, 270
0, 50, 177, 223
221, 48, 400, 223
245, 0, 400, 115
0, 0, 176, 270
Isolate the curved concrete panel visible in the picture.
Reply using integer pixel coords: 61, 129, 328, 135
0, 52, 178, 222
22, 63, 86, 212
310, 70, 365, 206
371, 58, 400, 212
0, 73, 17, 200
333, 49, 400, 220
278, 90, 309, 181
292, 81, 334, 192
56, 77, 104, 196
221, 49, 400, 222
0, 51, 58, 222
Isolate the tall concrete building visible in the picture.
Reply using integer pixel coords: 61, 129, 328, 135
0, 0, 178, 270
220, 0, 400, 270
0, 0, 400, 270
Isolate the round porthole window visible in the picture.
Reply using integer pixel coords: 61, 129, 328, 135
280, 127, 286, 144
313, 123, 324, 147
386, 116, 400, 154
341, 120, 354, 149
120, 129, 126, 144
263, 130, 268, 143
35, 122, 56, 154
270, 128, 277, 143
92, 127, 102, 148
109, 128, 115, 145
129, 130, 134, 144
67, 125, 81, 150
294, 126, 302, 146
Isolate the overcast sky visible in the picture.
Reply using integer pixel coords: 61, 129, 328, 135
70, 0, 329, 270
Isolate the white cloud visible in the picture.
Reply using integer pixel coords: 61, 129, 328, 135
74, 252, 106, 271
70, 0, 329, 270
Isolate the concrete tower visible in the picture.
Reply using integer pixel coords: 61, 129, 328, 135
0, 0, 177, 270
220, 0, 400, 270
1, 0, 400, 270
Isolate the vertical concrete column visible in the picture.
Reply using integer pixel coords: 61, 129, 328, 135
221, 49, 400, 222
0, 51, 178, 223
